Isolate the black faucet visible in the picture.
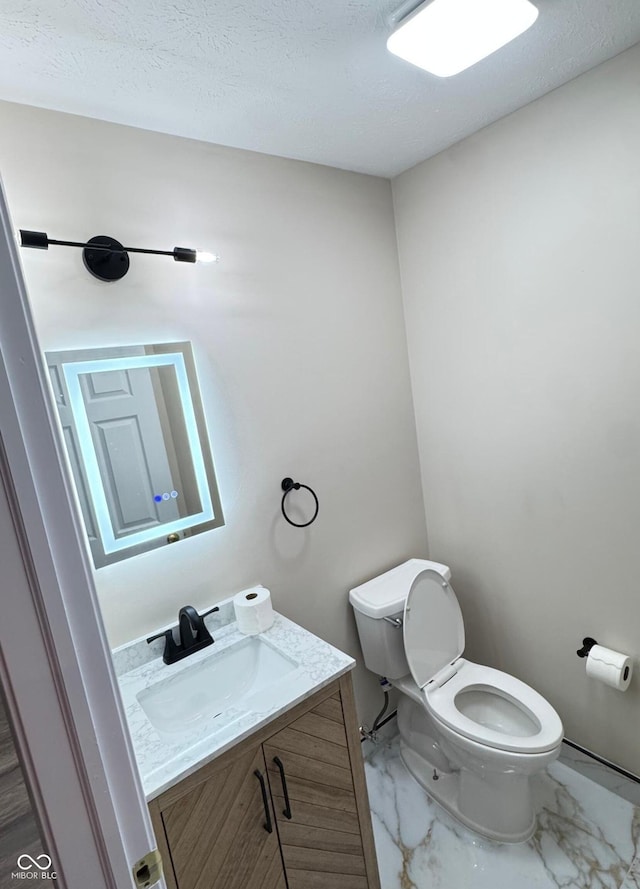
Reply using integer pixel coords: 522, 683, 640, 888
147, 605, 219, 665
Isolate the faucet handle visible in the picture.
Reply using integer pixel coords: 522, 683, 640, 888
147, 628, 172, 644
146, 628, 181, 665
201, 606, 220, 618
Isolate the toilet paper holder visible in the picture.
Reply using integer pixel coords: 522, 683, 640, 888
576, 637, 598, 658
576, 636, 633, 690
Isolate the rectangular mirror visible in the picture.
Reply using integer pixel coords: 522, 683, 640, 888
46, 341, 224, 568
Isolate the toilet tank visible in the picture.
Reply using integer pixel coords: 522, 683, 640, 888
349, 559, 451, 679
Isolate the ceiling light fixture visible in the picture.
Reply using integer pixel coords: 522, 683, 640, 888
387, 0, 539, 78
19, 230, 219, 282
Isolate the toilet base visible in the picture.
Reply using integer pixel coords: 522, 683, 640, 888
400, 742, 536, 844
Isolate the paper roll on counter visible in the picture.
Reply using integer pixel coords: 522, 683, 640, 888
233, 586, 274, 635
585, 644, 633, 691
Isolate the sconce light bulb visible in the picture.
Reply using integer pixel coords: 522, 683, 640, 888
196, 251, 219, 264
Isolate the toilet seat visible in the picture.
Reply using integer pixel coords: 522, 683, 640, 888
424, 660, 564, 754
403, 569, 562, 754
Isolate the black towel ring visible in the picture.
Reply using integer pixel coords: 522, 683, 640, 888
281, 478, 319, 528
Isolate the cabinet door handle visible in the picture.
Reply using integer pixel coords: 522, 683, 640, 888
253, 769, 273, 833
273, 756, 292, 820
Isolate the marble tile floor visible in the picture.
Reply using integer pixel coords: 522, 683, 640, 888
364, 734, 640, 889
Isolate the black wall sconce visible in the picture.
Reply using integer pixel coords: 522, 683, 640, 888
19, 230, 218, 282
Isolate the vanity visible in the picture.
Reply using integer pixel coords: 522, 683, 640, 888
115, 599, 381, 889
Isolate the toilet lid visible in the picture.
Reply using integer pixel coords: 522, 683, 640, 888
404, 569, 465, 689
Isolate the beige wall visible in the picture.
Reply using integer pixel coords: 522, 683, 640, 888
393, 44, 640, 773
0, 100, 428, 725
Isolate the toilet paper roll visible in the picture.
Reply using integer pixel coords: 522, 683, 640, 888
585, 644, 633, 691
233, 586, 274, 635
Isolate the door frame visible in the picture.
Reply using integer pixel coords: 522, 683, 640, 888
0, 178, 162, 887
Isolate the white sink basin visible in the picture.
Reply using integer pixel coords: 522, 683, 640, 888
137, 636, 299, 737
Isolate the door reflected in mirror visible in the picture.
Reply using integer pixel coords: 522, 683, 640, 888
46, 342, 224, 568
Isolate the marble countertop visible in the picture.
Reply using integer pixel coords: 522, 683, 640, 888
114, 595, 355, 801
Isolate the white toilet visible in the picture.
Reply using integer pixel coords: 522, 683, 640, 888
350, 559, 563, 843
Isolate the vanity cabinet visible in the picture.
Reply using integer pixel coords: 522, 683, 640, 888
159, 743, 285, 889
148, 674, 381, 889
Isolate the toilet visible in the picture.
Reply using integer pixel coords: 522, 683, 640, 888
349, 559, 563, 843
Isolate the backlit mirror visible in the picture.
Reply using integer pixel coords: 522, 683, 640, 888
46, 342, 224, 568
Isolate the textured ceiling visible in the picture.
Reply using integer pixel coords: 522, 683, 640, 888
0, 1, 639, 177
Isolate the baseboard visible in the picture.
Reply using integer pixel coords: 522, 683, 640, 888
562, 738, 640, 785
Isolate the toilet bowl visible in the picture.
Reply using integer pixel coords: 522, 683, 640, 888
349, 559, 563, 843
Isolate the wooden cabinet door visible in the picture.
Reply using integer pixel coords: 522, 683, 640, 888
161, 744, 286, 889
264, 691, 370, 889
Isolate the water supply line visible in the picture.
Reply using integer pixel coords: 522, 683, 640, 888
360, 677, 394, 742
